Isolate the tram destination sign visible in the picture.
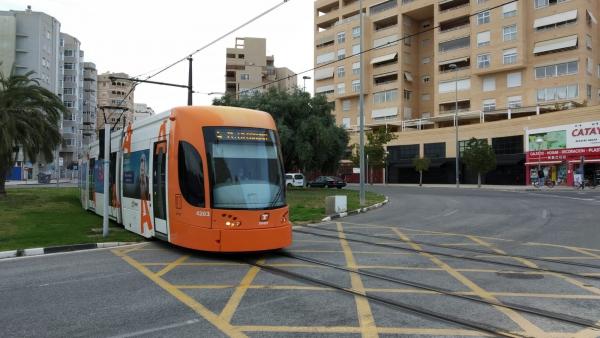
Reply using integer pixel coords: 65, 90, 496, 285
215, 128, 270, 143
527, 120, 600, 151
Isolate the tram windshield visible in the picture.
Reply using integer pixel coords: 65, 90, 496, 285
204, 127, 285, 209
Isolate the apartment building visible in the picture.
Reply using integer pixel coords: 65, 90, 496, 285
96, 72, 135, 131
133, 103, 155, 122
314, 0, 600, 185
225, 37, 298, 97
82, 62, 98, 147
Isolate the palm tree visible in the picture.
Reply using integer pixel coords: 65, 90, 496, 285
0, 67, 66, 197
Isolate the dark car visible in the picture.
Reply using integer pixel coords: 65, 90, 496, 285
307, 176, 346, 189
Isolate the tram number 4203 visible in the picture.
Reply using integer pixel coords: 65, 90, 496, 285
196, 210, 210, 217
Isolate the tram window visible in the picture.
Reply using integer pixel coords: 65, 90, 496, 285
178, 141, 205, 207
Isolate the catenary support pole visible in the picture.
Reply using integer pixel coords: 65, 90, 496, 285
103, 124, 110, 237
187, 57, 193, 106
359, 0, 365, 205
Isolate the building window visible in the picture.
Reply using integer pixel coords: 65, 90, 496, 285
342, 99, 351, 111
421, 94, 431, 101
63, 88, 73, 95
507, 96, 522, 108
337, 83, 346, 94
64, 63, 74, 70
439, 36, 470, 53
403, 107, 412, 120
587, 84, 593, 100
342, 117, 351, 129
63, 101, 74, 108
477, 31, 491, 47
64, 49, 73, 57
586, 34, 592, 50
240, 74, 250, 80
389, 144, 419, 160
477, 53, 491, 68
535, 61, 578, 78
352, 26, 361, 38
503, 48, 517, 65
438, 79, 471, 93
352, 80, 361, 92
403, 90, 412, 100
373, 89, 398, 104
482, 76, 496, 92
422, 75, 431, 83
587, 57, 594, 74
352, 44, 360, 55
422, 57, 431, 64
535, 0, 568, 9
492, 136, 523, 155
337, 32, 346, 44
502, 2, 517, 18
507, 72, 522, 88
482, 99, 496, 112
477, 11, 490, 25
537, 84, 578, 102
503, 24, 517, 41
352, 62, 360, 75
337, 48, 346, 60
337, 66, 345, 78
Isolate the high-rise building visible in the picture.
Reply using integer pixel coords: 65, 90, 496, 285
96, 72, 135, 131
225, 37, 297, 97
314, 0, 600, 185
82, 62, 97, 147
133, 103, 155, 122
59, 33, 85, 166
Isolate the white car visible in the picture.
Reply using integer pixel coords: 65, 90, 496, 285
285, 173, 305, 187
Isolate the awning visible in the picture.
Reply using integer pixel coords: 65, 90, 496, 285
314, 67, 334, 80
534, 10, 577, 28
525, 161, 563, 166
315, 85, 334, 93
371, 107, 398, 119
439, 57, 469, 66
587, 9, 597, 24
404, 72, 413, 82
371, 52, 398, 65
533, 35, 578, 54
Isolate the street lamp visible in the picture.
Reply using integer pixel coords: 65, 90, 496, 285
449, 63, 459, 188
302, 76, 311, 92
535, 137, 544, 185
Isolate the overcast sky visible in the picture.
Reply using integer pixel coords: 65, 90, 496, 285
1, 0, 315, 113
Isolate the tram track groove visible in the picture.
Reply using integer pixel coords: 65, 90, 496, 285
241, 259, 527, 338
275, 251, 600, 330
293, 227, 600, 282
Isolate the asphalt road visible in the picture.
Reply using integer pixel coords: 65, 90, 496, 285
1, 186, 600, 338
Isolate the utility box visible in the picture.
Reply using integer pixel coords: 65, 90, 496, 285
325, 195, 347, 215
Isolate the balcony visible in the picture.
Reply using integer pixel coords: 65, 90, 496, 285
439, 100, 470, 114
439, 16, 470, 34
373, 15, 398, 32
438, 36, 470, 53
370, 0, 397, 16
438, 0, 469, 13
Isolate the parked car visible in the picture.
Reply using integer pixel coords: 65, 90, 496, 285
307, 176, 346, 189
285, 173, 305, 187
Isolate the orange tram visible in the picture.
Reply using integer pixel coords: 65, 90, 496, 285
79, 106, 292, 252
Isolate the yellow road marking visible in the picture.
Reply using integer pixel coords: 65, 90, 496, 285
574, 319, 600, 338
393, 229, 545, 337
116, 242, 150, 255
142, 262, 244, 267
338, 222, 379, 338
237, 325, 492, 336
468, 236, 600, 296
219, 258, 265, 323
113, 251, 247, 338
526, 242, 600, 253
156, 255, 189, 277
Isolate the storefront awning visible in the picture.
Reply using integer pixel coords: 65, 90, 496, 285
534, 10, 577, 29
533, 35, 578, 55
525, 161, 563, 166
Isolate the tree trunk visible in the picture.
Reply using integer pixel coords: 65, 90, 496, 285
477, 172, 481, 188
0, 169, 6, 198
419, 170, 423, 187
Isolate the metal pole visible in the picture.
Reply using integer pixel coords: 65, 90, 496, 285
187, 57, 193, 106
359, 0, 366, 205
102, 124, 110, 237
454, 66, 460, 188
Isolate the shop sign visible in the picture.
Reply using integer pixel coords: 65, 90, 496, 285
526, 146, 600, 162
527, 121, 600, 151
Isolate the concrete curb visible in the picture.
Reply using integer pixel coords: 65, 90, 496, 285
0, 242, 136, 260
321, 197, 389, 222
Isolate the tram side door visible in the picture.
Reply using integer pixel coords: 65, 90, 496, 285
153, 141, 168, 236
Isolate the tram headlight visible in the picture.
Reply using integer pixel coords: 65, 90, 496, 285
225, 220, 241, 227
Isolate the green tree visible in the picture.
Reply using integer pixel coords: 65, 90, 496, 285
412, 157, 430, 187
462, 137, 496, 188
0, 68, 65, 197
350, 128, 397, 183
213, 89, 349, 175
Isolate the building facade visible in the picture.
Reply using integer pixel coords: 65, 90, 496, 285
314, 0, 600, 185
96, 72, 135, 132
225, 37, 298, 97
133, 103, 155, 122
82, 62, 98, 148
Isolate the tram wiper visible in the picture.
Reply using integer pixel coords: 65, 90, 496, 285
269, 184, 284, 208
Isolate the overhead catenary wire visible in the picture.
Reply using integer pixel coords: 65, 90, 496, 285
234, 0, 518, 97
107, 0, 292, 126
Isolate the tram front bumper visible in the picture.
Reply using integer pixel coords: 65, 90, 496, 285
219, 224, 292, 252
